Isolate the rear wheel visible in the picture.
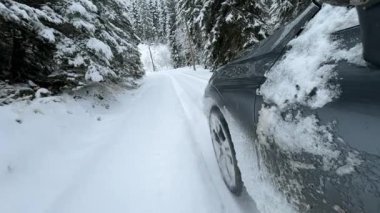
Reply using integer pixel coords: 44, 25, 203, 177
209, 108, 243, 196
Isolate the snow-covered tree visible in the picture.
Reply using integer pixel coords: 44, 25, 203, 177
166, 0, 184, 68
130, 0, 168, 44
193, 0, 268, 69
159, 1, 168, 42
177, 0, 204, 66
268, 0, 311, 31
131, 1, 143, 40
138, 0, 153, 42
0, 0, 143, 98
150, 0, 160, 41
177, 0, 310, 69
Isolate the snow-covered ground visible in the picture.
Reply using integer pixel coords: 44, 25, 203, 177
0, 68, 257, 213
1, 4, 364, 213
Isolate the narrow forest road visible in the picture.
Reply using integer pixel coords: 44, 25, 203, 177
0, 68, 258, 213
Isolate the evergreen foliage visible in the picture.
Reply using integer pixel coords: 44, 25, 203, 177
268, 0, 311, 31
0, 0, 143, 96
131, 1, 143, 40
177, 0, 204, 66
159, 2, 168, 41
152, 0, 160, 41
178, 0, 311, 69
131, 0, 164, 43
166, 0, 184, 68
0, 0, 311, 101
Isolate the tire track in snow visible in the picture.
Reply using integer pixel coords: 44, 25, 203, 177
171, 72, 259, 212
45, 73, 229, 213
2, 71, 257, 213
176, 71, 210, 82
164, 72, 227, 213
165, 71, 258, 213
44, 75, 172, 213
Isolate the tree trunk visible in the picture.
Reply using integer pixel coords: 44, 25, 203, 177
148, 44, 156, 72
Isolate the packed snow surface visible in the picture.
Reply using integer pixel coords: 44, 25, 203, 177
0, 68, 257, 213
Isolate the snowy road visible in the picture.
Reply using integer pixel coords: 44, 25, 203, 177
0, 69, 258, 213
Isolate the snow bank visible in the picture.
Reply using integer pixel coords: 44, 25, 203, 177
260, 6, 360, 109
0, 84, 124, 212
257, 5, 363, 170
138, 43, 173, 72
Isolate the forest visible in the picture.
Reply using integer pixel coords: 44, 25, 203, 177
0, 0, 309, 103
1, 1, 379, 213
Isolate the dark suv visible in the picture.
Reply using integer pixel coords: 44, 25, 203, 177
204, 2, 380, 212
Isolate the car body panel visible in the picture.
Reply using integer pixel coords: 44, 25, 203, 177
207, 3, 321, 132
204, 3, 380, 212
318, 26, 380, 156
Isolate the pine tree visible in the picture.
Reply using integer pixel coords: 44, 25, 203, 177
0, 0, 143, 94
194, 0, 268, 69
268, 0, 311, 31
178, 0, 310, 69
178, 0, 204, 66
150, 0, 160, 41
130, 0, 171, 44
131, 0, 143, 40
136, 0, 150, 42
93, 0, 143, 78
166, 0, 183, 68
159, 2, 168, 42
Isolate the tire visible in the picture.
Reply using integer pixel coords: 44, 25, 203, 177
209, 108, 243, 196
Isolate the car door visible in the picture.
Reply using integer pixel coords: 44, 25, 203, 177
257, 22, 380, 213
316, 26, 380, 157
313, 59, 380, 213
307, 25, 380, 213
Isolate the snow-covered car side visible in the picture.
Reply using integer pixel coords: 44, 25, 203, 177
204, 2, 380, 213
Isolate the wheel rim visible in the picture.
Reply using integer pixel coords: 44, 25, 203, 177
210, 114, 236, 189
